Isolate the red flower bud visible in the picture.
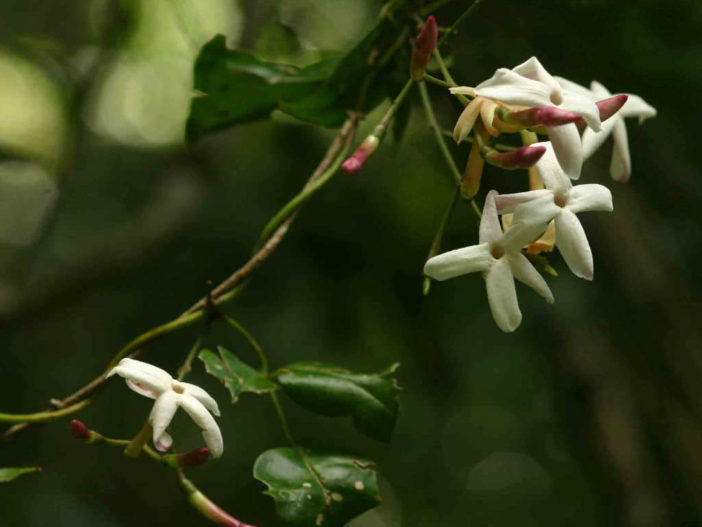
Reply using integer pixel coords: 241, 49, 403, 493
410, 16, 438, 81
341, 135, 379, 175
70, 420, 91, 441
596, 94, 628, 122
178, 448, 211, 467
501, 106, 582, 127
485, 145, 546, 170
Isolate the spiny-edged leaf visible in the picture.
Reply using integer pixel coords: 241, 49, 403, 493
199, 346, 277, 403
275, 362, 400, 442
254, 447, 380, 527
0, 467, 40, 483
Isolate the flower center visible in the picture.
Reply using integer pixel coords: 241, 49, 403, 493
549, 90, 563, 105
554, 192, 569, 208
171, 382, 185, 394
490, 244, 505, 259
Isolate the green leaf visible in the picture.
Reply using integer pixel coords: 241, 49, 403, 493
0, 467, 41, 483
198, 346, 277, 403
275, 362, 400, 442
254, 447, 380, 527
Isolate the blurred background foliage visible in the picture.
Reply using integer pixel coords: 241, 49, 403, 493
1, 0, 702, 526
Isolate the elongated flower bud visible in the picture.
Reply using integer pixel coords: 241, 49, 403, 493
342, 135, 379, 175
597, 94, 628, 121
499, 106, 582, 127
484, 145, 546, 170
165, 448, 212, 468
70, 420, 103, 444
410, 16, 438, 81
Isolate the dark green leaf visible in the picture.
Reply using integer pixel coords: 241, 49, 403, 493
275, 362, 400, 442
199, 346, 277, 403
254, 447, 380, 527
0, 467, 40, 483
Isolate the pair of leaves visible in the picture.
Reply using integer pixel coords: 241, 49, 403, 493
275, 362, 401, 443
186, 18, 409, 142
0, 467, 40, 483
254, 447, 379, 527
199, 346, 277, 403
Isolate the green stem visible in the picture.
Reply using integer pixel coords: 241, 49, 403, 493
418, 81, 462, 185
0, 400, 90, 423
371, 78, 415, 142
420, 0, 454, 15
423, 188, 460, 295
178, 333, 207, 381
423, 73, 452, 89
270, 392, 296, 447
124, 420, 153, 458
221, 315, 268, 375
437, 0, 487, 47
440, 129, 519, 151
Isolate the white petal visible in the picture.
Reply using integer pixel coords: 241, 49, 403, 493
494, 189, 551, 214
149, 390, 179, 444
561, 91, 602, 131
511, 194, 562, 227
533, 142, 572, 193
474, 68, 553, 108
555, 209, 593, 280
179, 396, 223, 458
479, 190, 503, 244
547, 123, 583, 179
555, 76, 596, 98
610, 118, 632, 182
108, 358, 171, 397
484, 259, 521, 332
182, 383, 221, 417
512, 57, 559, 89
620, 94, 657, 122
154, 431, 173, 452
424, 243, 492, 281
582, 115, 617, 160
588, 80, 611, 98
500, 216, 552, 253
508, 253, 554, 303
568, 184, 613, 213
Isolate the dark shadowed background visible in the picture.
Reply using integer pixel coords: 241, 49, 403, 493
1, 1, 701, 526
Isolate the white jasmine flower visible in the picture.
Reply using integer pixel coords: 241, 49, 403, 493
495, 143, 613, 280
108, 358, 223, 458
424, 190, 553, 332
556, 77, 657, 182
451, 57, 602, 180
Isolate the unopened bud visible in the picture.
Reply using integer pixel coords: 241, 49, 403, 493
499, 106, 582, 127
70, 420, 103, 444
166, 448, 212, 468
597, 94, 628, 122
342, 135, 379, 175
410, 16, 438, 81
484, 145, 546, 170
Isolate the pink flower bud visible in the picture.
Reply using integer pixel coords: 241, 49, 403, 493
70, 420, 91, 441
486, 145, 546, 169
410, 16, 438, 80
596, 94, 628, 122
178, 448, 211, 467
501, 106, 582, 127
342, 135, 379, 175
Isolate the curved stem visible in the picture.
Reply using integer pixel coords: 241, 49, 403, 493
437, 0, 487, 47
270, 392, 296, 447
221, 315, 268, 375
178, 332, 208, 381
0, 400, 90, 423
419, 81, 462, 185
423, 188, 460, 295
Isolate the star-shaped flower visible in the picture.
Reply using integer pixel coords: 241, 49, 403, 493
556, 77, 657, 182
451, 57, 603, 179
424, 190, 554, 332
108, 358, 223, 457
495, 142, 613, 280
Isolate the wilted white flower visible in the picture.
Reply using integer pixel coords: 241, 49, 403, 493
556, 77, 657, 182
495, 142, 613, 280
451, 57, 602, 179
424, 190, 553, 332
108, 358, 223, 457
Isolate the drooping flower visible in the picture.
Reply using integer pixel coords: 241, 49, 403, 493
424, 190, 553, 332
495, 142, 613, 280
556, 77, 657, 182
451, 57, 603, 179
108, 358, 223, 458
